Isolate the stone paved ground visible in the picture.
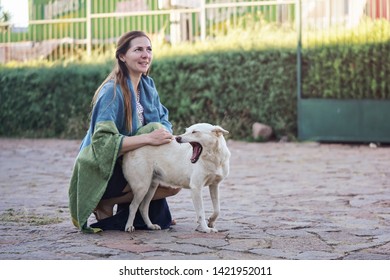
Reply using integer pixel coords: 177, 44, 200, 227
0, 138, 390, 260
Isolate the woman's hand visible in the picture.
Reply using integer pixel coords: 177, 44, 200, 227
146, 128, 174, 146
120, 128, 173, 155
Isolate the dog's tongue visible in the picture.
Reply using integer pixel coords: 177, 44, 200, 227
190, 142, 202, 163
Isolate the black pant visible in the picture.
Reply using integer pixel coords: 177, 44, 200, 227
101, 157, 128, 199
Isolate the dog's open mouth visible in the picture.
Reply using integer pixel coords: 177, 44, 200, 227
190, 142, 203, 163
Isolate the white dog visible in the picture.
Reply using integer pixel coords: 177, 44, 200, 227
122, 123, 231, 233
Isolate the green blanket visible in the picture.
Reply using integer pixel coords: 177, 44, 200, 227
69, 121, 123, 232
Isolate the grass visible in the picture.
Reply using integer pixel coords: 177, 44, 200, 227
302, 18, 390, 48
1, 17, 389, 67
0, 208, 63, 226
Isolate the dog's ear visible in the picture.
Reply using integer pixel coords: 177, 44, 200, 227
212, 126, 229, 137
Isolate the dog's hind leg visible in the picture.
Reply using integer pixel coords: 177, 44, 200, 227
207, 183, 220, 230
138, 182, 161, 230
124, 182, 151, 233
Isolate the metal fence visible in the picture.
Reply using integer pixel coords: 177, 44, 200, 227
0, 0, 296, 63
0, 0, 389, 63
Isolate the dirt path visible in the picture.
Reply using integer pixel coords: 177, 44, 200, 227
1, 138, 390, 260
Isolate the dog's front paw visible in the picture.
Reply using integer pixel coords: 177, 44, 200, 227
196, 225, 218, 233
207, 220, 215, 228
125, 224, 135, 233
209, 227, 218, 233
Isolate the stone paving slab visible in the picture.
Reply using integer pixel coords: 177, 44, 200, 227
0, 138, 389, 260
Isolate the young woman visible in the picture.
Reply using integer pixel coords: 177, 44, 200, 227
69, 31, 180, 232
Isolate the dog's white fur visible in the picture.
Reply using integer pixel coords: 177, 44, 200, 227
122, 123, 231, 233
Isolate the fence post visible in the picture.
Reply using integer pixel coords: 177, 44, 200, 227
296, 0, 302, 138
86, 0, 92, 57
200, 0, 206, 41
296, 0, 302, 100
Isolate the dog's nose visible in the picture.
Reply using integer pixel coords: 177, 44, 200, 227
176, 136, 182, 143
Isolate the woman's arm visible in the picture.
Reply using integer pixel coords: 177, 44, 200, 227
119, 128, 173, 156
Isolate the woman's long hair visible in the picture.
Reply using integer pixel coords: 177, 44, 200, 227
92, 31, 151, 133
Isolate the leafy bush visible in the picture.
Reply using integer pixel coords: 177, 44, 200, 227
153, 49, 297, 140
0, 63, 111, 138
302, 41, 390, 99
1, 39, 389, 140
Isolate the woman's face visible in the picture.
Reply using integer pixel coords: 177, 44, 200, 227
121, 36, 152, 75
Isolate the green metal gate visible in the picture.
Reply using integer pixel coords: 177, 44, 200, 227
297, 0, 390, 143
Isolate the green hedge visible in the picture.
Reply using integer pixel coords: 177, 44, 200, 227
153, 49, 297, 140
302, 41, 390, 99
0, 64, 112, 138
1, 41, 389, 140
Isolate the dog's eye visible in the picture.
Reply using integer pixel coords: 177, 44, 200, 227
192, 131, 197, 134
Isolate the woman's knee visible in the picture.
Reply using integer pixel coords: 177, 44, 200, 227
168, 187, 181, 196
